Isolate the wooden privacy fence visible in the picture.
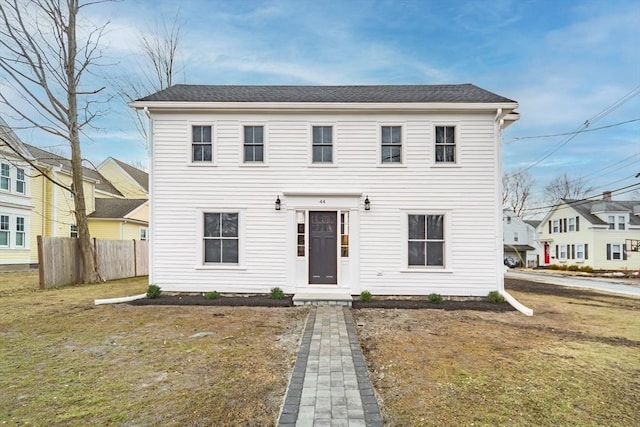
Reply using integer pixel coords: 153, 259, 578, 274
37, 236, 148, 289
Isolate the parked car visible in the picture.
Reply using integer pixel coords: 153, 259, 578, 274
504, 256, 520, 268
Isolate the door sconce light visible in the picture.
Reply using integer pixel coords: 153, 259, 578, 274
275, 195, 281, 211
364, 196, 371, 211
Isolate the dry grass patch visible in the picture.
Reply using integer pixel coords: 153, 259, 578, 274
354, 280, 640, 426
0, 273, 308, 425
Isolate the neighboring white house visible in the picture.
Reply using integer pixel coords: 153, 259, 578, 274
503, 209, 540, 267
131, 84, 519, 300
0, 117, 33, 269
537, 192, 640, 270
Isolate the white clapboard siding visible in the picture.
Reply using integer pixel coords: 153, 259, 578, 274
150, 110, 502, 295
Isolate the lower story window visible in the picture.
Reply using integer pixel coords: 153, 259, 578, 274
16, 217, 25, 247
0, 215, 9, 247
139, 228, 148, 241
408, 214, 444, 267
340, 212, 349, 257
204, 212, 238, 264
608, 243, 623, 260
296, 211, 305, 257
559, 244, 567, 260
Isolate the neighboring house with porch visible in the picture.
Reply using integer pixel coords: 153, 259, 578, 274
537, 192, 640, 270
131, 84, 520, 303
503, 209, 540, 267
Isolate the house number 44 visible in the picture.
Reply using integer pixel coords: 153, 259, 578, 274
319, 199, 326, 204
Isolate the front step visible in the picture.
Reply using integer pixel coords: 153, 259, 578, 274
292, 293, 353, 307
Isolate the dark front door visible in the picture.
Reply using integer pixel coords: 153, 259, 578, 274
309, 211, 337, 284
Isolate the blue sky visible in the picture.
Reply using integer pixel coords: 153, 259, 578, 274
3, 0, 639, 209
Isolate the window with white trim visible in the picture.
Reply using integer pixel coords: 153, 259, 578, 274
435, 126, 456, 163
244, 125, 264, 163
16, 168, 25, 194
576, 244, 585, 260
513, 232, 519, 242
296, 211, 305, 257
610, 244, 622, 260
568, 217, 575, 232
0, 215, 9, 247
15, 217, 25, 247
0, 163, 9, 191
618, 215, 625, 230
381, 126, 401, 164
203, 212, 238, 264
192, 125, 213, 162
139, 228, 148, 241
340, 212, 349, 257
559, 244, 567, 260
408, 214, 444, 267
608, 216, 615, 230
552, 219, 559, 233
70, 224, 78, 238
312, 126, 333, 163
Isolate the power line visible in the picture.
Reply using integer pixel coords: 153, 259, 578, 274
516, 85, 640, 173
506, 118, 639, 143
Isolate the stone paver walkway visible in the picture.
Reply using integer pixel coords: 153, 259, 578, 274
278, 306, 383, 427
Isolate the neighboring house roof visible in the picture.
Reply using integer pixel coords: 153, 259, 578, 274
24, 143, 123, 197
0, 117, 33, 159
563, 198, 640, 227
88, 198, 147, 219
525, 220, 541, 228
110, 157, 149, 192
504, 244, 536, 252
136, 84, 516, 104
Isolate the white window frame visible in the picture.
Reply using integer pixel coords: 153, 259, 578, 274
15, 216, 25, 248
0, 163, 10, 191
559, 244, 567, 260
139, 228, 148, 241
402, 210, 451, 271
309, 123, 337, 167
16, 168, 26, 195
433, 124, 458, 165
196, 209, 245, 269
611, 244, 622, 260
568, 217, 575, 232
188, 122, 215, 166
608, 215, 615, 230
618, 215, 625, 230
241, 123, 268, 166
552, 219, 559, 233
378, 123, 405, 166
70, 224, 78, 238
0, 214, 9, 247
576, 244, 585, 261
513, 232, 519, 242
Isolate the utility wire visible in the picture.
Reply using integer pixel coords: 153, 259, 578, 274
506, 118, 639, 143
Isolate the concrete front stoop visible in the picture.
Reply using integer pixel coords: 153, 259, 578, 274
292, 293, 353, 307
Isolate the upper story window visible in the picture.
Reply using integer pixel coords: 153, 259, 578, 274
608, 215, 615, 230
192, 125, 213, 162
408, 214, 444, 267
0, 163, 9, 191
0, 215, 9, 247
244, 125, 264, 163
514, 232, 519, 242
435, 126, 456, 163
70, 224, 78, 238
618, 216, 626, 230
552, 219, 559, 233
312, 126, 333, 163
607, 215, 627, 230
16, 168, 25, 194
381, 126, 401, 164
506, 216, 511, 224
204, 212, 239, 264
568, 217, 575, 232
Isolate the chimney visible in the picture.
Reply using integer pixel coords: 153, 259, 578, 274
603, 191, 612, 201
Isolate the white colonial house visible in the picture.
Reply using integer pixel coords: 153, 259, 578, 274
537, 192, 640, 270
131, 84, 522, 305
503, 209, 541, 267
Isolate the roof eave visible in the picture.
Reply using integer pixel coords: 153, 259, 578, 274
129, 100, 519, 113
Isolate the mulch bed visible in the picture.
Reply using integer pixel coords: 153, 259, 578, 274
129, 293, 514, 311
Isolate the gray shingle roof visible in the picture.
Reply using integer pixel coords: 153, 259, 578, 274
24, 144, 123, 197
112, 158, 148, 192
88, 198, 147, 219
564, 199, 640, 226
137, 84, 516, 104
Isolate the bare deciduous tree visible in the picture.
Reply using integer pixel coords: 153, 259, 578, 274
544, 172, 594, 202
502, 170, 535, 217
0, 0, 110, 283
114, 11, 183, 142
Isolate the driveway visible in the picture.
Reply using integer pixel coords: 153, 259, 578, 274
506, 270, 640, 297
